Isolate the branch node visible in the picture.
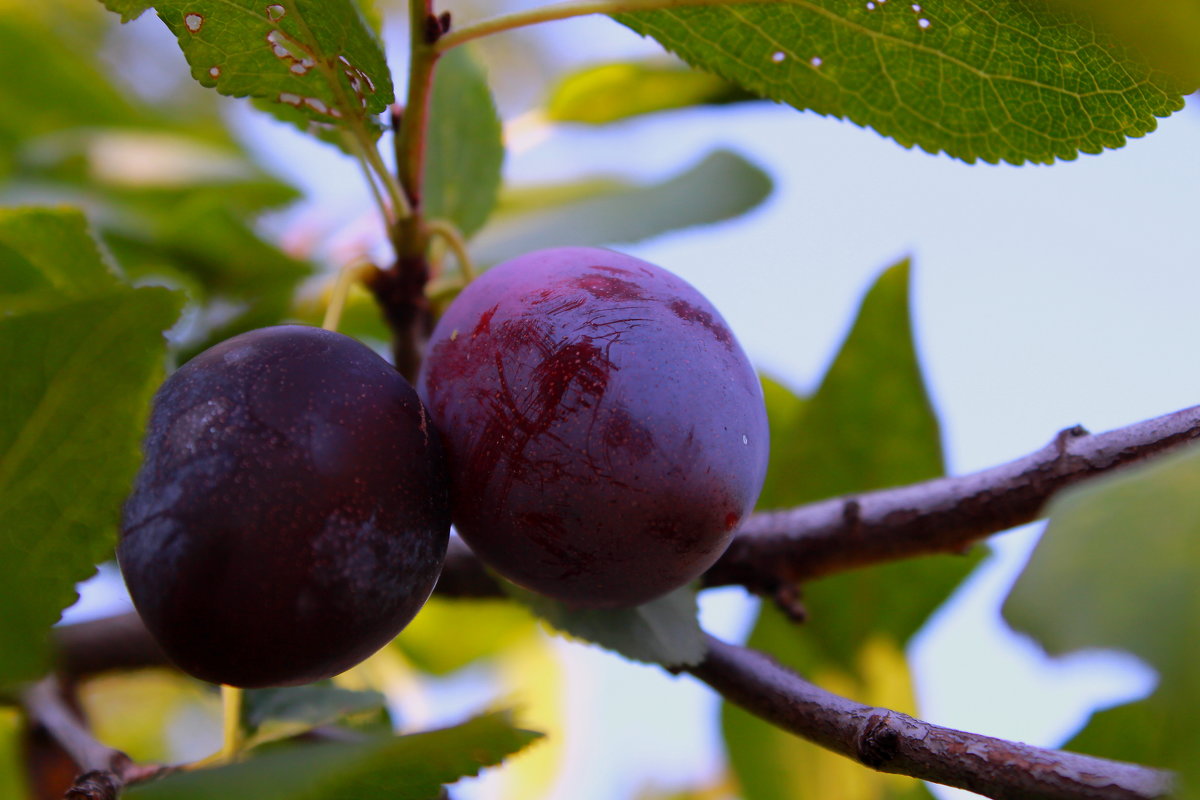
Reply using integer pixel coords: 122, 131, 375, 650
64, 770, 121, 800
1054, 424, 1089, 455
772, 583, 807, 623
842, 498, 862, 532
423, 12, 444, 43
857, 712, 901, 769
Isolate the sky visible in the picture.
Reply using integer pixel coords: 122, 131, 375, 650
71, 8, 1200, 799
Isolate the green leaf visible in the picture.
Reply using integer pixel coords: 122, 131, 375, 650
1003, 445, 1200, 791
615, 0, 1186, 164
244, 685, 386, 729
394, 597, 539, 676
505, 583, 706, 668
423, 47, 505, 239
0, 709, 28, 800
545, 60, 757, 124
0, 209, 182, 686
107, 0, 394, 136
753, 373, 807, 511
1036, 0, 1200, 88
126, 711, 542, 800
471, 149, 772, 267
124, 196, 313, 358
0, 208, 116, 294
0, 10, 151, 177
724, 261, 977, 800
101, 0, 154, 23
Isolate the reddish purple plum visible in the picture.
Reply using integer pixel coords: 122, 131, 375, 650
418, 247, 768, 607
119, 326, 450, 688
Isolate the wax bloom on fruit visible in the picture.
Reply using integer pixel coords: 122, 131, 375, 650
119, 326, 450, 688
418, 247, 769, 608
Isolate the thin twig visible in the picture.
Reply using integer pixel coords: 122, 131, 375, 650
705, 403, 1200, 594
20, 677, 173, 799
689, 635, 1173, 800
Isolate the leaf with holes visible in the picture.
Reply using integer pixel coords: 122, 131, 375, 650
101, 0, 393, 139
615, 0, 1186, 164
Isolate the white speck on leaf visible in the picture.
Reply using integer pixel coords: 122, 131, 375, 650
290, 62, 308, 74
209, 66, 220, 78
279, 92, 302, 106
304, 97, 329, 114
184, 13, 203, 33
771, 51, 786, 63
867, 2, 876, 9
266, 3, 285, 20
918, 17, 931, 28
911, 3, 921, 10
811, 56, 823, 67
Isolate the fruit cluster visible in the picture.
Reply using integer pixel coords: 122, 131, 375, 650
119, 247, 769, 687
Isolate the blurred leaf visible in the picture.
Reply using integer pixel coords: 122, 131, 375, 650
1035, 0, 1200, 88
506, 583, 705, 668
126, 197, 313, 358
471, 149, 771, 267
616, 0, 1186, 164
0, 708, 27, 800
546, 61, 756, 124
21, 130, 296, 203
0, 10, 151, 177
0, 208, 116, 293
394, 597, 538, 676
81, 668, 218, 763
245, 685, 386, 729
126, 711, 542, 800
489, 636, 568, 800
724, 261, 977, 800
634, 774, 738, 800
0, 208, 182, 687
103, 0, 394, 140
1003, 445, 1200, 791
424, 47, 505, 239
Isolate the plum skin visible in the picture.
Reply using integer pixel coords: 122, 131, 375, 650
418, 247, 769, 608
119, 325, 450, 688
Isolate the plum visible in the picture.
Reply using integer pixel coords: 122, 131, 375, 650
119, 325, 450, 687
418, 247, 768, 607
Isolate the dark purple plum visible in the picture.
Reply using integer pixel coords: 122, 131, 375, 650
418, 247, 768, 608
119, 325, 450, 688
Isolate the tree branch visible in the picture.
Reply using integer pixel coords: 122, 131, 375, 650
688, 635, 1173, 800
20, 677, 172, 799
704, 403, 1200, 594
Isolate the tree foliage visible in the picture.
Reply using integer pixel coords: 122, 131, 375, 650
1, 0, 1197, 798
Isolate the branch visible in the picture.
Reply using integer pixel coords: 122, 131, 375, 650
688, 635, 1173, 800
20, 677, 172, 799
704, 403, 1200, 594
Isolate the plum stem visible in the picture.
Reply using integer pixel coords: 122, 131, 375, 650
220, 685, 245, 763
426, 219, 476, 283
322, 261, 374, 333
